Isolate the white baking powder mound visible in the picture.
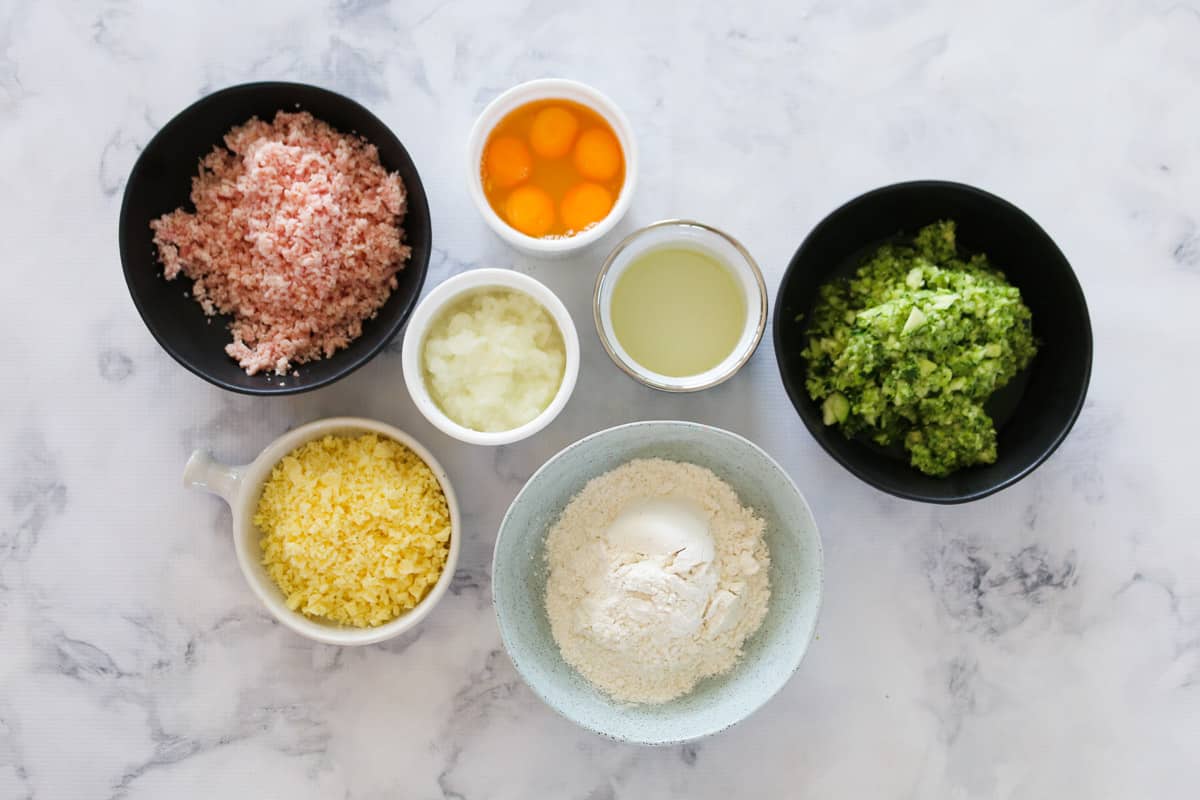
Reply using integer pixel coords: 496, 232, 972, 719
544, 458, 770, 704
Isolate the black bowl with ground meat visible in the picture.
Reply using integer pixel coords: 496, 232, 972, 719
119, 81, 431, 395
774, 181, 1092, 504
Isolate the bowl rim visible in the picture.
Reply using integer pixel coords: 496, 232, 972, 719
491, 419, 825, 745
773, 179, 1094, 504
592, 219, 768, 392
400, 267, 581, 446
465, 77, 639, 256
118, 80, 432, 396
199, 416, 461, 646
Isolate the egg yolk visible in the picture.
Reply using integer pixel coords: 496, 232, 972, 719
573, 128, 621, 181
529, 106, 579, 159
481, 98, 625, 239
484, 136, 532, 189
560, 182, 613, 232
504, 185, 556, 237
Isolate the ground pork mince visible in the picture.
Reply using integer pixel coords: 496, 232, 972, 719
151, 110, 410, 376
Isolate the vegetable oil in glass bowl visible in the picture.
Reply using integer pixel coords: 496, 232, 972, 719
593, 220, 768, 393
610, 247, 747, 377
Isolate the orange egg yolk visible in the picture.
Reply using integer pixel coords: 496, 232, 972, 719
560, 182, 614, 232
484, 136, 532, 189
504, 185, 556, 237
480, 98, 624, 239
529, 106, 579, 159
573, 128, 622, 181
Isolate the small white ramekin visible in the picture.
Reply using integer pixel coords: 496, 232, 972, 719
594, 220, 768, 392
182, 416, 461, 646
401, 268, 580, 445
466, 78, 638, 257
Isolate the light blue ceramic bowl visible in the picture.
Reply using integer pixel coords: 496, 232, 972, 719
492, 420, 823, 745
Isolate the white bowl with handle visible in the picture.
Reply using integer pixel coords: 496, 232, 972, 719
183, 416, 461, 646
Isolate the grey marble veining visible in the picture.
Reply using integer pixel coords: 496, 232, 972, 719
1, 0, 1198, 797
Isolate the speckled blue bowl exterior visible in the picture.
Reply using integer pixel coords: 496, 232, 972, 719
492, 420, 824, 745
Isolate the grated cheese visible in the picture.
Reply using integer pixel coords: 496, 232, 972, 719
254, 433, 451, 627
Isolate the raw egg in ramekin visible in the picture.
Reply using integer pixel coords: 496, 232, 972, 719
467, 79, 638, 257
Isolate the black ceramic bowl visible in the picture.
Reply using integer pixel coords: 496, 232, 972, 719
119, 82, 431, 395
774, 181, 1092, 504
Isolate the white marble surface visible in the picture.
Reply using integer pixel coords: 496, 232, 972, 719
1, 0, 1198, 796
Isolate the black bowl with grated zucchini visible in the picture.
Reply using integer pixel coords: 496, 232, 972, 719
774, 181, 1092, 504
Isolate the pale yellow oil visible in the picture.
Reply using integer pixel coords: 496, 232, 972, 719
610, 246, 746, 377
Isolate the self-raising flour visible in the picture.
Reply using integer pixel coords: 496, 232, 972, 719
544, 458, 770, 704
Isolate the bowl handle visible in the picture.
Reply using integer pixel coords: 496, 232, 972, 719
183, 450, 244, 505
